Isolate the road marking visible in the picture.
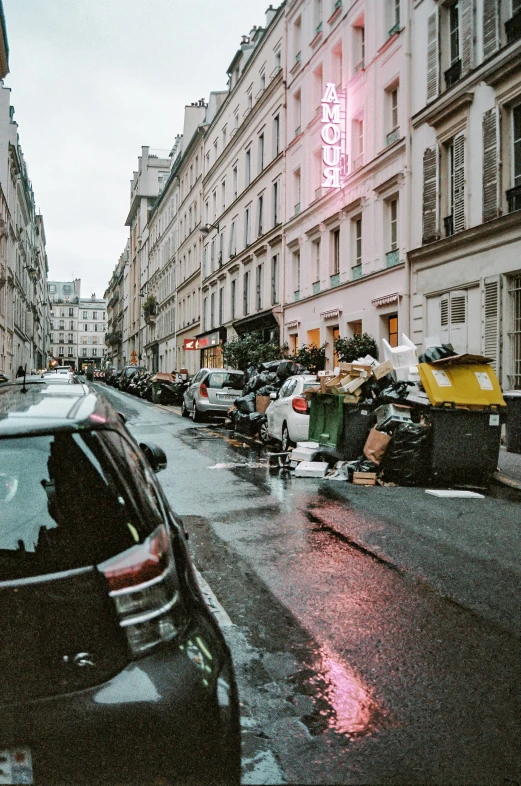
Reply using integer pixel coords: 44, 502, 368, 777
193, 567, 235, 627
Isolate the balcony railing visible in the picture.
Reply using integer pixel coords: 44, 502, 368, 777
386, 249, 400, 268
507, 185, 521, 213
506, 10, 521, 44
330, 272, 340, 287
386, 127, 400, 146
313, 281, 321, 295
444, 59, 461, 89
351, 265, 362, 280
444, 214, 454, 237
294, 290, 301, 302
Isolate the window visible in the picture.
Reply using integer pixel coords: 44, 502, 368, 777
245, 149, 251, 186
314, 0, 323, 32
223, 125, 227, 148
445, 133, 465, 236
353, 23, 365, 70
271, 255, 279, 305
232, 166, 238, 200
352, 217, 362, 279
293, 251, 301, 298
313, 64, 323, 110
213, 139, 218, 161
82, 311, 88, 319
203, 296, 208, 330
257, 194, 264, 236
231, 279, 236, 320
211, 239, 216, 272
389, 0, 400, 35
274, 46, 282, 72
353, 118, 364, 169
293, 16, 302, 63
508, 274, 521, 388
332, 42, 342, 88
210, 292, 215, 329
234, 108, 239, 129
509, 104, 521, 213
386, 86, 399, 145
258, 133, 265, 173
221, 180, 226, 211
390, 199, 398, 250
219, 287, 224, 324
449, 3, 460, 65
313, 238, 321, 283
294, 90, 302, 136
203, 245, 208, 277
273, 180, 280, 225
212, 190, 217, 219
243, 270, 250, 315
386, 199, 399, 267
244, 206, 251, 246
69, 308, 74, 317
293, 169, 301, 214
273, 114, 280, 156
256, 265, 263, 311
247, 88, 253, 111
331, 229, 340, 275
260, 68, 266, 92
229, 220, 237, 257
68, 346, 74, 356
387, 315, 399, 348
219, 231, 225, 265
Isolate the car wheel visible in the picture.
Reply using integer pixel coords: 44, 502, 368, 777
259, 418, 270, 444
192, 405, 203, 422
181, 400, 190, 418
281, 422, 295, 452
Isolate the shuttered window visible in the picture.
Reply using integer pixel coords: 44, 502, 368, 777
483, 108, 500, 222
508, 275, 521, 389
460, 0, 474, 74
422, 147, 439, 244
483, 0, 499, 59
453, 133, 466, 233
439, 290, 468, 353
426, 11, 439, 102
483, 277, 500, 373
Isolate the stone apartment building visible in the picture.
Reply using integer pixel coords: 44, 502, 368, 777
409, 0, 521, 390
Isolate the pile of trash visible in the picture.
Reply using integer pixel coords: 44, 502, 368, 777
276, 335, 507, 489
226, 359, 307, 436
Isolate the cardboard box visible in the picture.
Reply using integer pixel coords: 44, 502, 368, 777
302, 386, 321, 400
339, 375, 366, 394
323, 374, 342, 394
255, 395, 271, 413
373, 360, 394, 380
292, 446, 319, 462
294, 461, 330, 478
353, 472, 377, 486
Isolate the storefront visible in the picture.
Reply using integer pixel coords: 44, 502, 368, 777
185, 329, 224, 369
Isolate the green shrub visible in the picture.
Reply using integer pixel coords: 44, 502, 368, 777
334, 333, 378, 362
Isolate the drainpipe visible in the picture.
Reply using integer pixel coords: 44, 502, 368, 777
403, 0, 413, 337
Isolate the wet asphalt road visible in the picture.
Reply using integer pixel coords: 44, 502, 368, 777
96, 384, 521, 785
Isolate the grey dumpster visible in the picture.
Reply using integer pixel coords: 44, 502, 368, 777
503, 391, 521, 454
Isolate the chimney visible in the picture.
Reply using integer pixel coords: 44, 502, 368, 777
265, 4, 276, 26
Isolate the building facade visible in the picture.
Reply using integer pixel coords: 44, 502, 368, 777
77, 294, 107, 370
104, 242, 127, 369
48, 279, 81, 368
409, 0, 521, 390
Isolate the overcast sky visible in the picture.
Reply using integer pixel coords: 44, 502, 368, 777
2, 0, 272, 299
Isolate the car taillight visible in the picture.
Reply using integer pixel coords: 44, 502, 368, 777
99, 525, 183, 657
292, 396, 308, 414
200, 382, 209, 398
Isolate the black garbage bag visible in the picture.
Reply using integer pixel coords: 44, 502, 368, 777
235, 392, 256, 414
342, 456, 379, 482
418, 344, 456, 364
234, 411, 258, 436
249, 411, 264, 423
376, 380, 415, 405
257, 384, 278, 396
276, 360, 305, 383
261, 360, 282, 372
243, 375, 261, 394
379, 422, 432, 486
257, 371, 277, 386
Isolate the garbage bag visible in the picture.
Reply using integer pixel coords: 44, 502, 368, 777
257, 384, 278, 396
235, 392, 256, 414
418, 344, 456, 364
249, 411, 264, 423
379, 422, 432, 486
276, 360, 305, 383
235, 410, 258, 436
261, 360, 282, 372
377, 380, 415, 405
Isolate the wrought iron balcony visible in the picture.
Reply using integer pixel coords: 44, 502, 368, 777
386, 249, 400, 267
506, 10, 521, 44
507, 185, 521, 213
444, 214, 454, 237
351, 265, 362, 280
330, 272, 340, 287
444, 59, 461, 89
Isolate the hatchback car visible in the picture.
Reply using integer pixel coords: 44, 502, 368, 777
118, 365, 147, 392
265, 374, 319, 450
182, 368, 244, 421
0, 380, 240, 785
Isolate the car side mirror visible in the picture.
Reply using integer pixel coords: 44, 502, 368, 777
117, 412, 127, 424
269, 392, 277, 400
139, 442, 167, 472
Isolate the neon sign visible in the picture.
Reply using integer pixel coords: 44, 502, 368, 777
321, 82, 342, 188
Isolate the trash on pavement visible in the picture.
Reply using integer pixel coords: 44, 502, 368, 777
362, 427, 391, 465
425, 489, 485, 498
353, 471, 378, 486
292, 445, 319, 462
294, 461, 329, 478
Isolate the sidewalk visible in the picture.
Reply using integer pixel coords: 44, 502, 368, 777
496, 445, 521, 489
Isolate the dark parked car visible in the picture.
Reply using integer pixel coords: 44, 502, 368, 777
0, 379, 240, 785
117, 365, 146, 392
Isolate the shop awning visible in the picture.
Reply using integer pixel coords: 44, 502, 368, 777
233, 309, 279, 336
371, 292, 401, 307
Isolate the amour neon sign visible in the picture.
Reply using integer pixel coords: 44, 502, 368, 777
321, 82, 342, 188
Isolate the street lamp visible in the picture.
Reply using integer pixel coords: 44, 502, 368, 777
200, 222, 219, 237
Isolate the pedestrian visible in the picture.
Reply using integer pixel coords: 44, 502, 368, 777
16, 365, 25, 378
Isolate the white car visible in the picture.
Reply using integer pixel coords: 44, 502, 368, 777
265, 374, 318, 450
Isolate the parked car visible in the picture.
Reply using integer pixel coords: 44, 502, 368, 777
182, 368, 245, 421
106, 367, 122, 387
118, 365, 146, 392
265, 374, 319, 450
0, 379, 240, 785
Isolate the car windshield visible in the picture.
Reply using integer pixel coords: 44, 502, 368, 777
0, 431, 164, 580
207, 372, 244, 390
303, 380, 319, 391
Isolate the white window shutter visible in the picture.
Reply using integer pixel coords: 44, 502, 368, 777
426, 11, 439, 102
422, 147, 439, 244
439, 294, 450, 345
460, 0, 475, 75
453, 133, 466, 233
449, 291, 468, 354
483, 0, 499, 59
482, 276, 500, 372
482, 107, 500, 222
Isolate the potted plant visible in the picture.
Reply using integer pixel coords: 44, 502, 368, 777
334, 333, 378, 362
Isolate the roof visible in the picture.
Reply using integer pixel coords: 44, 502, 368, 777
0, 381, 120, 437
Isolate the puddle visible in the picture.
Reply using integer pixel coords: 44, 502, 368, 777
290, 646, 383, 738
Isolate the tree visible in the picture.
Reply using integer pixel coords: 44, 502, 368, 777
222, 331, 286, 371
334, 333, 378, 362
289, 343, 328, 373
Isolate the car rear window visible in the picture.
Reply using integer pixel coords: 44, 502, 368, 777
303, 380, 319, 390
207, 372, 244, 390
0, 431, 163, 580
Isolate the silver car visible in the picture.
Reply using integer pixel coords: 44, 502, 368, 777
182, 368, 245, 421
